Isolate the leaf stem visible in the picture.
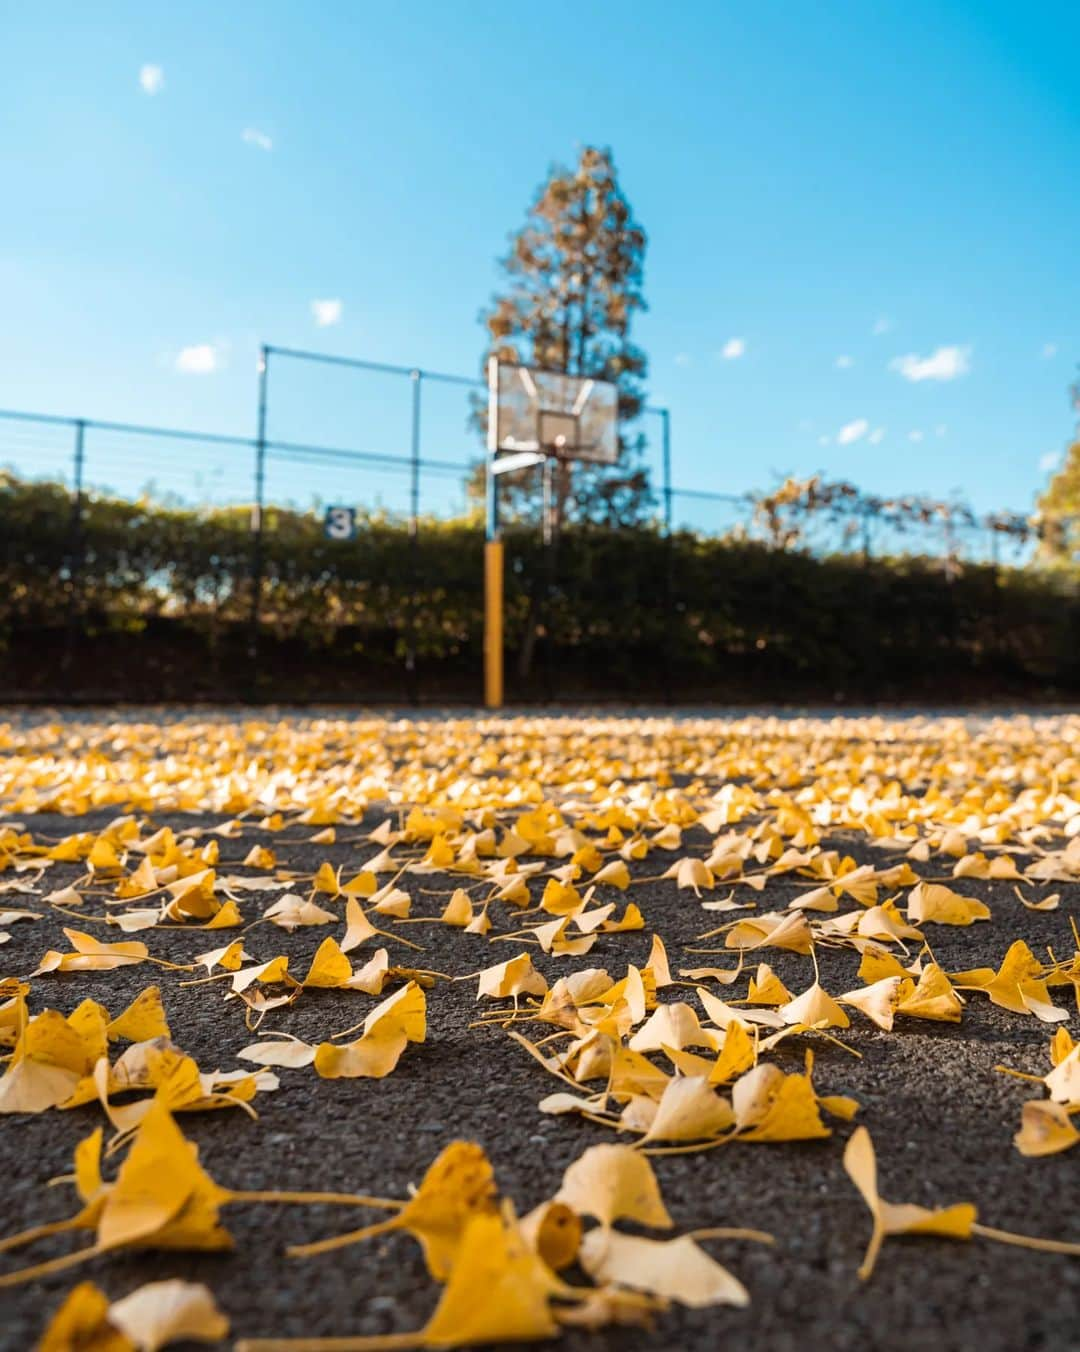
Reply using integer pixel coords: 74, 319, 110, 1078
972, 1223, 1080, 1256
288, 1214, 401, 1258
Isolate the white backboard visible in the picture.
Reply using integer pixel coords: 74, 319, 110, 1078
488, 358, 618, 465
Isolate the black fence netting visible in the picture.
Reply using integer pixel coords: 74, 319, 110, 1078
3, 471, 1080, 705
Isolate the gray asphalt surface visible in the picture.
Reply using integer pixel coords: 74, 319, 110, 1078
1, 807, 1078, 1352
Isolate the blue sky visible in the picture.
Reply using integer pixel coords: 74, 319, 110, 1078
2, 1, 1078, 525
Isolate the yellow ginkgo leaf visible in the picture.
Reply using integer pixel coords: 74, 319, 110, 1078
629, 1001, 721, 1054
580, 1229, 749, 1309
607, 1042, 671, 1103
601, 903, 645, 932
107, 1279, 229, 1350
530, 916, 596, 957
839, 976, 906, 1031
895, 963, 963, 1023
906, 882, 990, 926
556, 1286, 666, 1333
555, 1144, 672, 1230
289, 1140, 498, 1280
237, 1036, 317, 1069
540, 879, 584, 917
301, 936, 355, 988
107, 988, 170, 1044
95, 1099, 233, 1254
229, 956, 296, 995
952, 940, 1068, 1022
0, 1099, 233, 1288
779, 981, 850, 1030
519, 1200, 581, 1271
708, 1019, 757, 1084
201, 900, 242, 930
477, 953, 548, 1000
340, 897, 378, 952
243, 844, 276, 869
1013, 1100, 1080, 1157
89, 838, 124, 876
36, 1282, 134, 1352
1013, 887, 1060, 912
724, 911, 814, 955
312, 861, 340, 895
639, 1075, 734, 1145
114, 856, 160, 900
745, 963, 793, 1005
843, 1126, 976, 1279
33, 930, 149, 976
0, 1009, 96, 1114
339, 870, 377, 898
264, 895, 338, 930
664, 857, 714, 895
593, 859, 630, 889
418, 1207, 562, 1347
644, 933, 672, 987
192, 941, 248, 973
953, 852, 1021, 880
732, 1064, 830, 1143
1045, 1043, 1080, 1104
313, 981, 426, 1080
440, 889, 474, 927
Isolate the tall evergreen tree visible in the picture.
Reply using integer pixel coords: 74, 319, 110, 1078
475, 146, 652, 525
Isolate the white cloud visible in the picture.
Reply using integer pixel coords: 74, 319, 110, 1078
720, 337, 746, 360
868, 427, 886, 445
1040, 451, 1062, 473
242, 127, 274, 152
908, 429, 925, 442
673, 352, 692, 367
139, 64, 164, 95
1042, 342, 1058, 359
890, 345, 971, 382
835, 354, 853, 369
175, 343, 220, 375
837, 417, 870, 446
311, 298, 343, 327
872, 316, 892, 336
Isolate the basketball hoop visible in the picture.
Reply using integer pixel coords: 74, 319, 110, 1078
483, 358, 620, 708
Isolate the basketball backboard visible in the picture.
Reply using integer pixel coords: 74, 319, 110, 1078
487, 358, 618, 465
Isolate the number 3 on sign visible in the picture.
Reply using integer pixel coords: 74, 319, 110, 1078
324, 506, 357, 541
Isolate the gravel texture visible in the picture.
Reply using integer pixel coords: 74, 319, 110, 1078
1, 802, 1078, 1352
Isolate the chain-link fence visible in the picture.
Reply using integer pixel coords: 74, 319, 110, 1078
1, 391, 1074, 705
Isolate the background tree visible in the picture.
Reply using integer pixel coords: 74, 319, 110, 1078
1036, 368, 1080, 563
472, 146, 652, 526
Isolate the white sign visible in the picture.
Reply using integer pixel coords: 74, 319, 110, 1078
323, 505, 357, 541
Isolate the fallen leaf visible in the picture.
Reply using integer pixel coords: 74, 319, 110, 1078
108, 1280, 229, 1350
580, 1229, 748, 1309
843, 1125, 975, 1278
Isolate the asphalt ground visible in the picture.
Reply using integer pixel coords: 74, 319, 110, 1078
1, 801, 1078, 1352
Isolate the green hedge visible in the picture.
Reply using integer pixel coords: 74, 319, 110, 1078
2, 472, 1078, 702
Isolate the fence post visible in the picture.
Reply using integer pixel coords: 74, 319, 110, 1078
407, 369, 421, 705
661, 408, 673, 705
61, 418, 86, 687
989, 525, 1003, 670
248, 346, 269, 697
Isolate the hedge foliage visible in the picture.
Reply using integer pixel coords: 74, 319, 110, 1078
3, 471, 1079, 702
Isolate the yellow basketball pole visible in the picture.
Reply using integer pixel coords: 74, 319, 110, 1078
483, 539, 504, 708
